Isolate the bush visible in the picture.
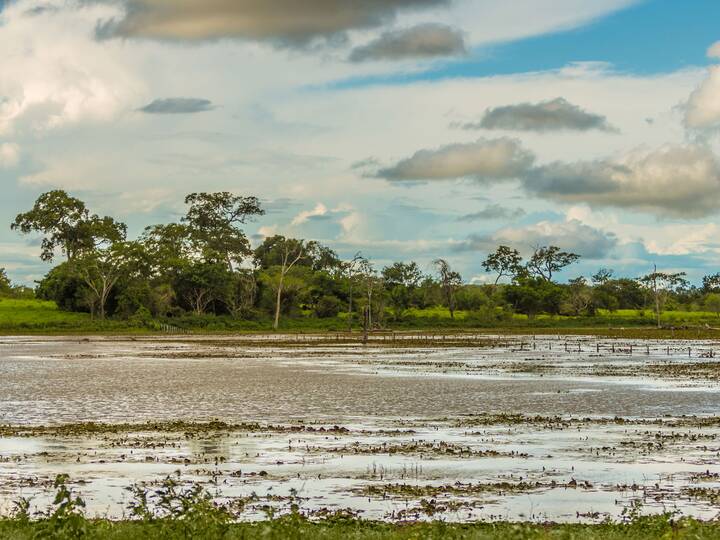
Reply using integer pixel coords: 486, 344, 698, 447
128, 306, 154, 328
315, 295, 342, 318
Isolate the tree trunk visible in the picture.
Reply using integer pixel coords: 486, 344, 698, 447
273, 275, 284, 330
98, 278, 111, 320
366, 289, 373, 330
347, 283, 353, 332
362, 306, 369, 343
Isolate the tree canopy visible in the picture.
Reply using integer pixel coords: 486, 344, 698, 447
9, 190, 720, 330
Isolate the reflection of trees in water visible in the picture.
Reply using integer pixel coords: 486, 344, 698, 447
187, 436, 257, 463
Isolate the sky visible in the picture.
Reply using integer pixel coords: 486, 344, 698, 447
2, 0, 720, 285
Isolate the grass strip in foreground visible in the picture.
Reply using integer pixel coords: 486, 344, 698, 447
2, 515, 720, 540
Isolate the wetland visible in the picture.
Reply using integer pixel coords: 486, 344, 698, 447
1, 334, 720, 526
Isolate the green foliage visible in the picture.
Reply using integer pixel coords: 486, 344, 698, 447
526, 246, 580, 281
11, 189, 126, 262
454, 285, 492, 311
174, 262, 234, 315
315, 295, 342, 318
127, 476, 232, 538
182, 192, 263, 269
382, 262, 424, 321
254, 235, 340, 272
504, 278, 563, 318
10, 190, 720, 333
704, 293, 720, 317
2, 481, 720, 540
0, 268, 11, 296
482, 245, 523, 284
32, 474, 88, 539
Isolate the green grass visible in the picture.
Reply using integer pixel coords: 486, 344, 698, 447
0, 298, 143, 334
1, 515, 720, 540
2, 298, 720, 336
0, 298, 90, 329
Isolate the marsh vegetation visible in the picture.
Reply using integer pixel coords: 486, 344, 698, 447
2, 334, 720, 536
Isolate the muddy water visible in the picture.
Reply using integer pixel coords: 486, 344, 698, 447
1, 335, 719, 425
1, 335, 720, 522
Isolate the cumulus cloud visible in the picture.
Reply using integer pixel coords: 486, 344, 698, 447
349, 23, 465, 62
685, 66, 720, 129
0, 1, 143, 135
291, 202, 330, 225
0, 143, 20, 168
97, 0, 448, 45
378, 137, 534, 182
138, 97, 215, 114
457, 204, 525, 222
707, 41, 720, 59
455, 219, 617, 259
461, 97, 615, 132
524, 144, 720, 218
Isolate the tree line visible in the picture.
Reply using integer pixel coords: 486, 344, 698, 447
3, 190, 720, 329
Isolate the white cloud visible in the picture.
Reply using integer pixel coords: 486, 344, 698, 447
643, 223, 720, 256
0, 0, 144, 135
0, 143, 20, 168
339, 211, 363, 236
2, 0, 716, 285
707, 41, 720, 59
291, 202, 329, 225
559, 205, 720, 259
685, 66, 720, 130
257, 225, 279, 238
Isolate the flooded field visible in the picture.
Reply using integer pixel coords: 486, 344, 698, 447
1, 334, 719, 522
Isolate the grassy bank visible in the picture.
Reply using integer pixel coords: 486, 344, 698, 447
1, 515, 720, 540
2, 298, 720, 338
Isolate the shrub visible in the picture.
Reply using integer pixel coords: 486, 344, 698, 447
315, 295, 342, 318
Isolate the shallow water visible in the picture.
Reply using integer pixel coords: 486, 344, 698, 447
1, 334, 719, 522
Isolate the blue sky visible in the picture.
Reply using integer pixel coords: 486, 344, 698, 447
331, 0, 720, 89
2, 0, 720, 285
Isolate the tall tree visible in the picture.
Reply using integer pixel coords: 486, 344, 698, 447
12, 190, 126, 262
174, 262, 232, 316
591, 268, 614, 285
343, 253, 365, 331
256, 236, 306, 330
526, 246, 580, 282
182, 192, 264, 270
563, 276, 593, 316
382, 262, 422, 320
358, 259, 382, 333
0, 268, 11, 296
638, 265, 688, 328
254, 236, 337, 271
482, 246, 523, 285
140, 223, 195, 278
71, 241, 138, 320
224, 270, 258, 319
305, 242, 342, 272
433, 259, 462, 319
702, 273, 720, 293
